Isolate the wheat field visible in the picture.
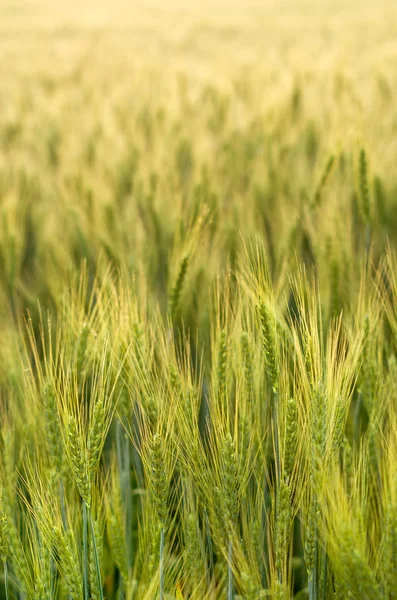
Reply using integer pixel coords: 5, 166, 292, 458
1, 1, 397, 598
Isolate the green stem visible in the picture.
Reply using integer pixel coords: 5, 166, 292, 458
59, 478, 68, 529
159, 527, 165, 600
116, 420, 124, 478
60, 479, 72, 600
354, 392, 362, 440
119, 578, 125, 600
227, 538, 233, 600
204, 509, 214, 591
273, 390, 281, 485
272, 388, 282, 586
116, 420, 126, 593
261, 475, 270, 589
83, 502, 89, 600
365, 223, 371, 258
322, 547, 328, 600
3, 560, 9, 600
123, 431, 133, 571
308, 573, 315, 600
88, 509, 104, 600
313, 539, 318, 600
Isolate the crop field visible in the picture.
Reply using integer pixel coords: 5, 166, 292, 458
1, 1, 397, 598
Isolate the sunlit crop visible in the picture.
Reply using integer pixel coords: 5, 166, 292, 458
1, 2, 397, 598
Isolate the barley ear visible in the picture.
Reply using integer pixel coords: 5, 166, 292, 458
217, 328, 228, 404
257, 301, 279, 390
53, 527, 83, 600
312, 154, 335, 209
359, 148, 371, 225
88, 401, 106, 479
221, 433, 239, 530
76, 323, 90, 375
149, 433, 168, 529
304, 497, 317, 578
284, 398, 298, 482
169, 252, 190, 321
107, 511, 128, 581
241, 331, 254, 402
185, 513, 202, 590
67, 415, 90, 505
275, 480, 291, 579
310, 382, 327, 496
0, 495, 9, 562
43, 381, 63, 473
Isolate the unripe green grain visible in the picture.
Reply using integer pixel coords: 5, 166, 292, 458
238, 412, 250, 470
34, 544, 52, 600
312, 154, 335, 209
241, 331, 254, 402
332, 395, 346, 455
304, 497, 317, 577
310, 383, 327, 496
149, 433, 168, 529
0, 496, 9, 562
67, 415, 90, 505
169, 363, 185, 412
148, 522, 161, 577
88, 401, 106, 478
221, 433, 239, 529
108, 512, 128, 581
89, 519, 103, 600
185, 513, 202, 589
284, 399, 297, 481
275, 480, 291, 577
169, 252, 190, 321
43, 381, 63, 472
257, 302, 279, 390
2, 495, 28, 588
144, 394, 158, 425
53, 527, 82, 600
359, 149, 371, 224
76, 323, 90, 374
217, 328, 228, 403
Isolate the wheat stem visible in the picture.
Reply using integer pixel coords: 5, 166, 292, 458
123, 432, 133, 571
89, 510, 104, 600
159, 526, 165, 600
273, 390, 281, 485
322, 548, 328, 600
3, 561, 9, 600
202, 509, 212, 588
83, 502, 89, 600
59, 478, 67, 528
227, 538, 233, 600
